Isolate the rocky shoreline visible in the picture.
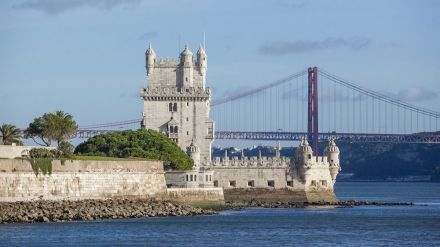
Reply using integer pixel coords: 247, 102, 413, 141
225, 200, 415, 209
0, 199, 216, 224
0, 199, 416, 224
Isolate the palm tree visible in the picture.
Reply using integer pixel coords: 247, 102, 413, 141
0, 123, 23, 145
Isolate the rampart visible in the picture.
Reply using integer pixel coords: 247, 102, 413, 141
0, 159, 225, 206
0, 159, 167, 202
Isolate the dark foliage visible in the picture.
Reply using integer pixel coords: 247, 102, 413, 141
74, 129, 193, 170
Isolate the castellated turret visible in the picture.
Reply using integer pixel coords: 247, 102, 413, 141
295, 137, 313, 164
197, 45, 207, 80
145, 43, 156, 76
180, 44, 194, 87
324, 137, 341, 182
187, 141, 200, 169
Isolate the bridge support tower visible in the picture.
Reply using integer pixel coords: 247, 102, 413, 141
308, 67, 319, 155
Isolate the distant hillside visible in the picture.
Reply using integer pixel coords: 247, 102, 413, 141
212, 142, 440, 182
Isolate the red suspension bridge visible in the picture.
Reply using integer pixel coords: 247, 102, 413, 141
75, 67, 440, 149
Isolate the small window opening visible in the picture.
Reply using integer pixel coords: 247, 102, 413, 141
229, 180, 236, 187
247, 180, 255, 187
267, 180, 275, 187
287, 181, 293, 187
214, 180, 219, 187
308, 154, 311, 159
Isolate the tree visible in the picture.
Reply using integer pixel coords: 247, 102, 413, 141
25, 111, 78, 147
0, 123, 23, 145
74, 129, 194, 170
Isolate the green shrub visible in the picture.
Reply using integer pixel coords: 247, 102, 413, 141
29, 148, 55, 159
58, 141, 74, 158
74, 129, 193, 170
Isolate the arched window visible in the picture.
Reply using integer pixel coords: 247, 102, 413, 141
168, 103, 173, 112
174, 126, 178, 133
173, 103, 178, 112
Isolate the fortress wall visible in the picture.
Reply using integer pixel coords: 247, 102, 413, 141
212, 167, 289, 189
0, 159, 167, 202
223, 188, 338, 203
166, 188, 224, 208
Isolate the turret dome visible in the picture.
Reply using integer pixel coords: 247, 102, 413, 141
180, 44, 193, 56
300, 138, 313, 153
324, 137, 339, 154
186, 140, 199, 154
197, 45, 206, 56
145, 43, 156, 55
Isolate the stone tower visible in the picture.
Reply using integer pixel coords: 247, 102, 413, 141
140, 44, 215, 165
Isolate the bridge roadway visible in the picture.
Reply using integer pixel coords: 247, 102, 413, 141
75, 129, 440, 144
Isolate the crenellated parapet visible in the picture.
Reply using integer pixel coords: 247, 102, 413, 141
140, 86, 211, 101
207, 155, 290, 168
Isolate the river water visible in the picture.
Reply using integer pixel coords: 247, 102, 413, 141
1, 182, 439, 246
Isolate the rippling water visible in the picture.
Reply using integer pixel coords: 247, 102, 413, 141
1, 182, 440, 246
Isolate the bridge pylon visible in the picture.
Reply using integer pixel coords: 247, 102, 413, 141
308, 67, 319, 155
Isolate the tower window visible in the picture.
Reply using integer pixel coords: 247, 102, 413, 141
308, 154, 311, 159
267, 180, 275, 187
169, 102, 177, 112
185, 77, 188, 82
187, 102, 189, 106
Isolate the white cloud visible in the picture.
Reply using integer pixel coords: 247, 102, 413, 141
259, 37, 370, 56
394, 87, 438, 102
15, 0, 142, 15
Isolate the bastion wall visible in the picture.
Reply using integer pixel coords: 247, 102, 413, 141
0, 159, 224, 205
0, 159, 167, 202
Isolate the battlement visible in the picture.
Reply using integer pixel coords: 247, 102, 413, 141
206, 156, 290, 168
140, 86, 211, 101
154, 58, 179, 67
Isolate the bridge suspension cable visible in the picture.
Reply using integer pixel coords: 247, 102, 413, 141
211, 69, 307, 106
319, 69, 440, 118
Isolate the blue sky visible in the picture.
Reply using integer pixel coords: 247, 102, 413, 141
1, 0, 439, 146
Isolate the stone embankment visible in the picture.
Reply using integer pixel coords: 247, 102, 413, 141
0, 199, 216, 224
225, 200, 415, 209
